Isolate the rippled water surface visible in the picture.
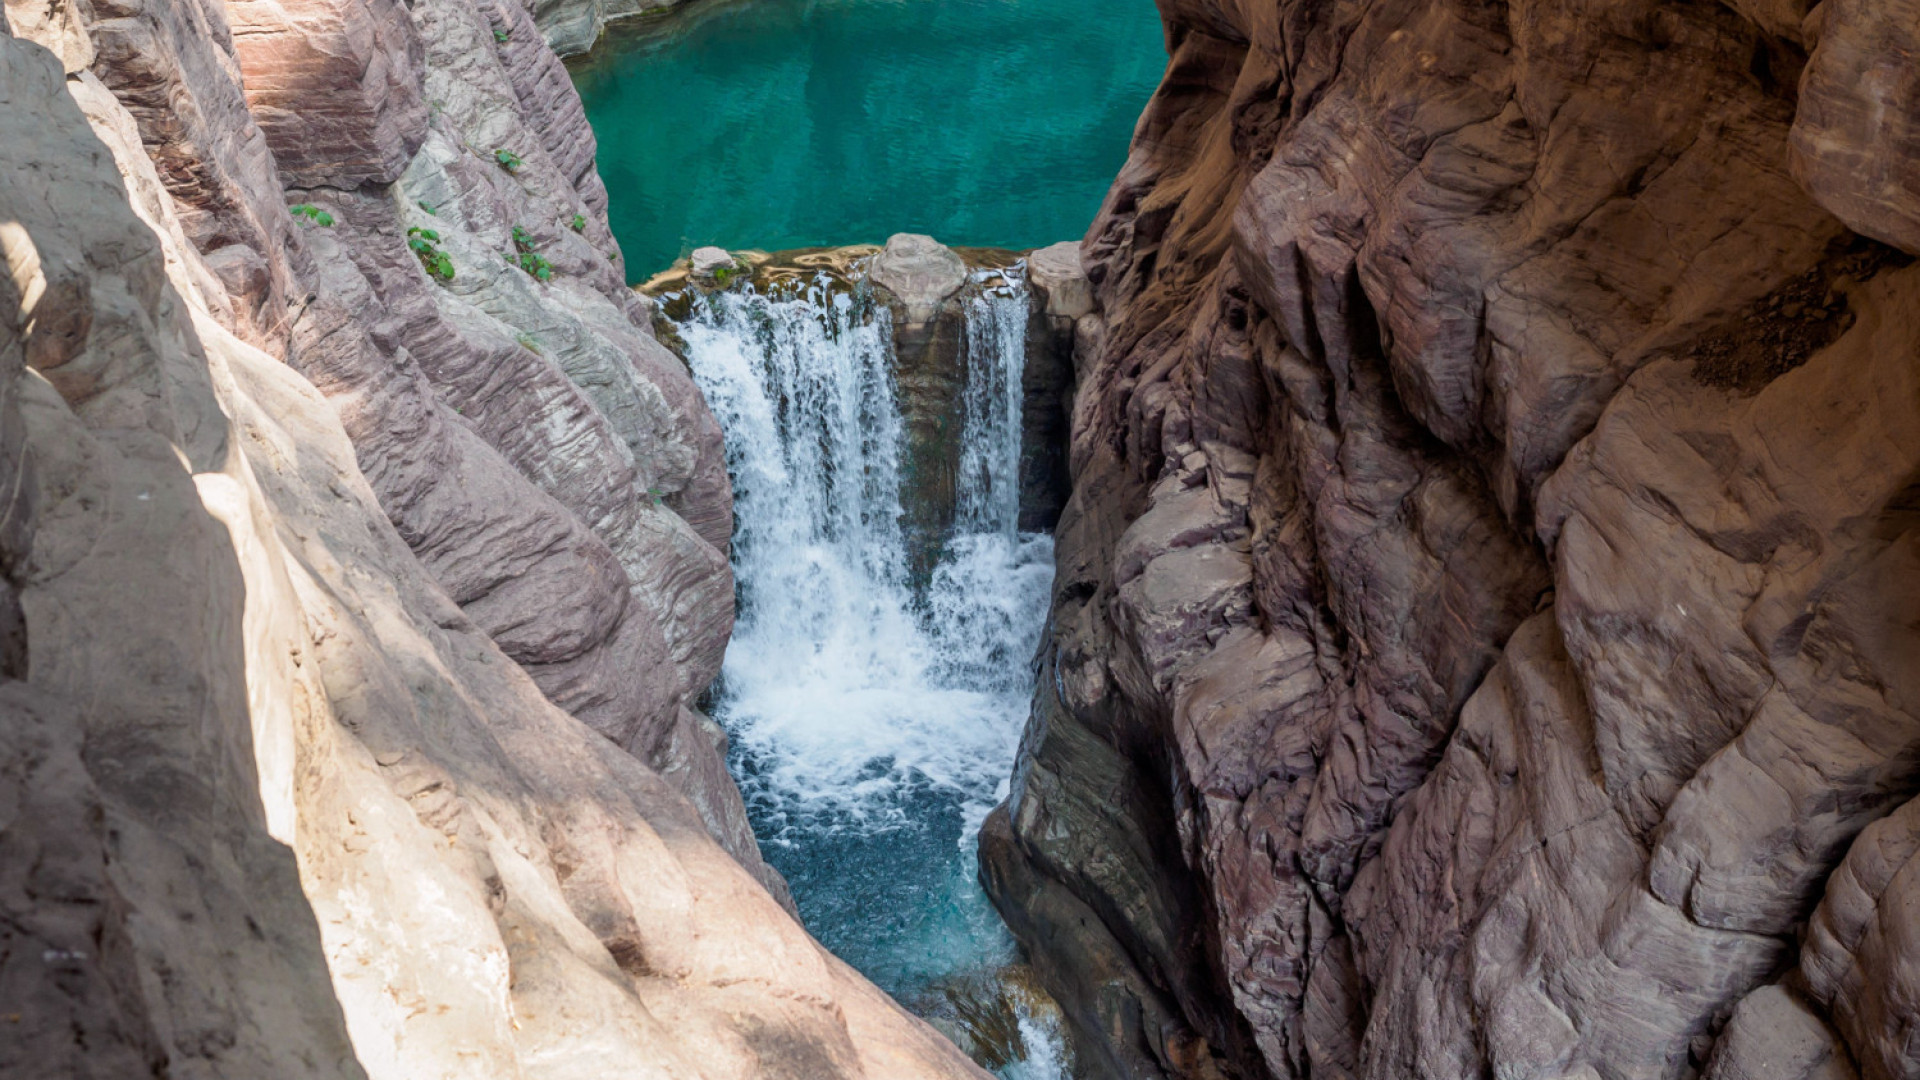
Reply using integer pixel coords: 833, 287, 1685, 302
570, 0, 1166, 278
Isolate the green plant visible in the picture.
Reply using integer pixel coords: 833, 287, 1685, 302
493, 148, 523, 173
569, 214, 587, 233
646, 486, 664, 506
516, 251, 553, 282
511, 224, 537, 253
289, 203, 334, 227
417, 200, 438, 216
407, 226, 455, 283
493, 27, 510, 43
711, 264, 739, 287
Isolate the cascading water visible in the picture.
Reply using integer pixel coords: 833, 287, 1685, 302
672, 267, 1065, 1076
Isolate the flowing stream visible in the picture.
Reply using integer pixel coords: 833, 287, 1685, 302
671, 270, 1065, 1076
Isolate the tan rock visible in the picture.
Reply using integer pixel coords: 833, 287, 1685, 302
691, 245, 737, 277
1790, 0, 1920, 253
871, 233, 969, 324
1027, 240, 1094, 320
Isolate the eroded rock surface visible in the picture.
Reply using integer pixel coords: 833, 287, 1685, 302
982, 1, 1920, 1078
530, 0, 683, 58
0, 5, 990, 1079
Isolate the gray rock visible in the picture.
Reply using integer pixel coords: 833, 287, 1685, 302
871, 233, 968, 324
1705, 986, 1857, 1080
1027, 241, 1094, 320
690, 245, 736, 278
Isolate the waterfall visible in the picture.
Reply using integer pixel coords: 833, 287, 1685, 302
672, 265, 1064, 1076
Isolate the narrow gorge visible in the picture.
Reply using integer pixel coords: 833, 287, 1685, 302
1, 2, 1917, 1080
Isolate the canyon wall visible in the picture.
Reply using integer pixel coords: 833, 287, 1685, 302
0, 2, 990, 1077
982, 0, 1920, 1078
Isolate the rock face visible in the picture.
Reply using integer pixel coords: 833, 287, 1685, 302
0, 4, 991, 1079
530, 0, 681, 58
982, 2, 1920, 1079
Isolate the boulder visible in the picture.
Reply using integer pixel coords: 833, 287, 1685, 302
871, 233, 968, 324
1026, 240, 1093, 320
690, 244, 736, 278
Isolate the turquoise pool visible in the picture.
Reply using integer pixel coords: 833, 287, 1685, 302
568, 0, 1167, 279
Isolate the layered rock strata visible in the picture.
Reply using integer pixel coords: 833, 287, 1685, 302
530, 0, 671, 59
0, 2, 990, 1077
982, 1, 1920, 1079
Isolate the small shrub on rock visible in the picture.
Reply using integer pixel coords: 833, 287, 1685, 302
407, 227, 455, 283
290, 203, 334, 227
517, 252, 553, 282
494, 148, 523, 173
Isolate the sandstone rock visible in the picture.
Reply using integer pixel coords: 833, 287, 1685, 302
226, 0, 428, 187
871, 233, 969, 324
2, 0, 91, 71
1704, 986, 1856, 1080
1790, 0, 1920, 253
0, 17, 988, 1080
983, 1, 1920, 1078
691, 245, 737, 278
531, 0, 683, 59
1027, 240, 1094, 320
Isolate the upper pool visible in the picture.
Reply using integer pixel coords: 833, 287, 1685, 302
567, 0, 1168, 280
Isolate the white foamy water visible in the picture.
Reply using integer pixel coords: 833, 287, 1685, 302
671, 264, 1063, 1078
675, 268, 1052, 825
1004, 1007, 1071, 1080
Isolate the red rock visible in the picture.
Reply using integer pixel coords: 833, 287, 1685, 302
983, 2, 1920, 1078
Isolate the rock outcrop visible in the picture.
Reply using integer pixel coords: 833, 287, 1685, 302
530, 0, 684, 59
982, 1, 1920, 1079
0, 3, 990, 1078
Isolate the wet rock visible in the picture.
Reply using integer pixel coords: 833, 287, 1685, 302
656, 241, 1073, 578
